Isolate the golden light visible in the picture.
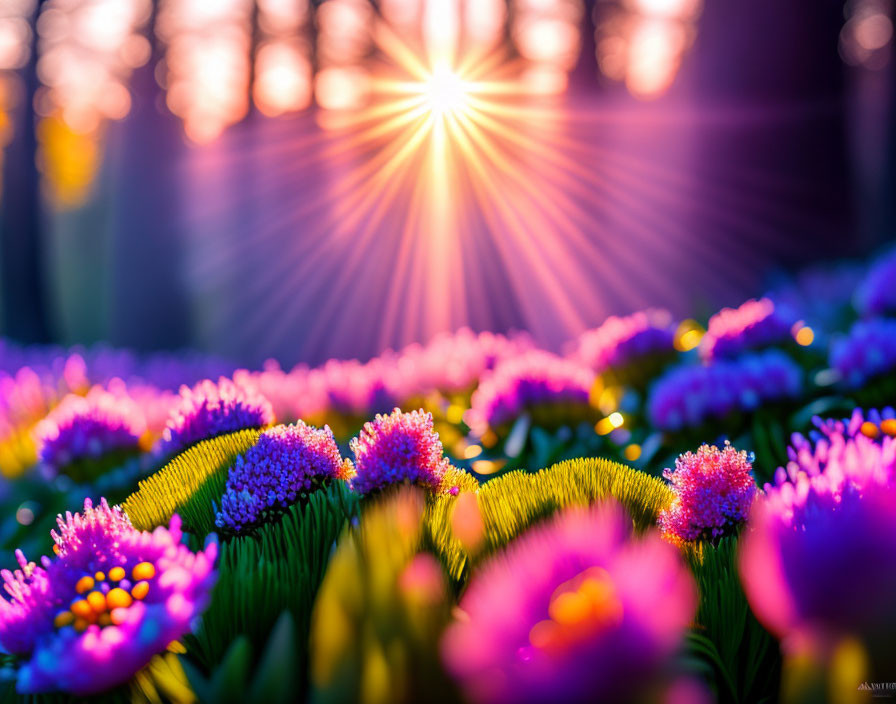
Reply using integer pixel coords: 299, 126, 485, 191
422, 61, 469, 117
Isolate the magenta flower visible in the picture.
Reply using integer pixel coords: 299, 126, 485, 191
658, 442, 757, 545
34, 385, 147, 476
442, 503, 697, 704
216, 422, 354, 533
468, 351, 595, 433
349, 408, 451, 495
0, 498, 217, 695
158, 378, 274, 457
699, 298, 797, 362
570, 309, 676, 381
740, 426, 896, 657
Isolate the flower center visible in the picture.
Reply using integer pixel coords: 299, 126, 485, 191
528, 566, 624, 655
53, 561, 156, 632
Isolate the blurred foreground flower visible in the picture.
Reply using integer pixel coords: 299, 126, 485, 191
158, 378, 273, 457
216, 422, 353, 533
442, 503, 696, 704
659, 442, 757, 545
740, 423, 896, 671
0, 498, 217, 695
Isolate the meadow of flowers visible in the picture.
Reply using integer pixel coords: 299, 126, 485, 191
0, 246, 895, 703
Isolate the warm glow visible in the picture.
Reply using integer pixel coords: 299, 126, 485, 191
423, 61, 469, 117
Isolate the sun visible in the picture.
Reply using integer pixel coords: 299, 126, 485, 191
423, 61, 470, 117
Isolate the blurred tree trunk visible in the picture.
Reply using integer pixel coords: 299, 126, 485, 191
0, 0, 50, 343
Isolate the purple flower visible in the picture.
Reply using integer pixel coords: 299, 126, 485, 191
34, 385, 146, 476
830, 318, 896, 390
855, 247, 896, 317
216, 422, 354, 533
158, 378, 274, 457
349, 408, 451, 495
740, 425, 896, 656
441, 503, 697, 704
659, 442, 757, 544
0, 498, 217, 695
570, 309, 676, 378
468, 351, 595, 433
699, 298, 798, 362
765, 261, 863, 337
647, 350, 803, 432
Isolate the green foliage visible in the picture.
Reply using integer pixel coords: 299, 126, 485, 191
686, 537, 781, 704
0, 652, 194, 704
310, 487, 460, 704
426, 456, 674, 582
183, 481, 359, 684
182, 612, 298, 704
121, 429, 261, 534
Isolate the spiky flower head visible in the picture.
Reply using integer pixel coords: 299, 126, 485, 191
740, 422, 896, 658
349, 408, 451, 496
468, 351, 595, 433
442, 503, 696, 704
830, 318, 896, 390
158, 378, 273, 457
34, 385, 146, 479
0, 498, 217, 695
658, 442, 757, 544
216, 422, 354, 533
699, 298, 797, 362
647, 350, 803, 432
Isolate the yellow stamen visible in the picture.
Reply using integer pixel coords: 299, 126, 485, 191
131, 581, 150, 601
94, 571, 105, 582
861, 421, 880, 439
75, 576, 95, 594
108, 566, 126, 582
132, 562, 155, 581
107, 587, 133, 610
70, 599, 93, 620
54, 612, 75, 628
86, 591, 107, 614
881, 419, 896, 437
97, 613, 112, 627
73, 617, 89, 632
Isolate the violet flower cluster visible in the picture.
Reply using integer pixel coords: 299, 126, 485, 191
830, 318, 896, 390
647, 350, 803, 432
658, 442, 757, 544
442, 503, 696, 704
569, 309, 676, 381
349, 408, 451, 495
34, 385, 147, 477
854, 247, 896, 317
216, 422, 353, 533
765, 261, 864, 337
158, 378, 274, 457
0, 498, 217, 695
468, 351, 595, 433
699, 298, 798, 362
740, 422, 896, 656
